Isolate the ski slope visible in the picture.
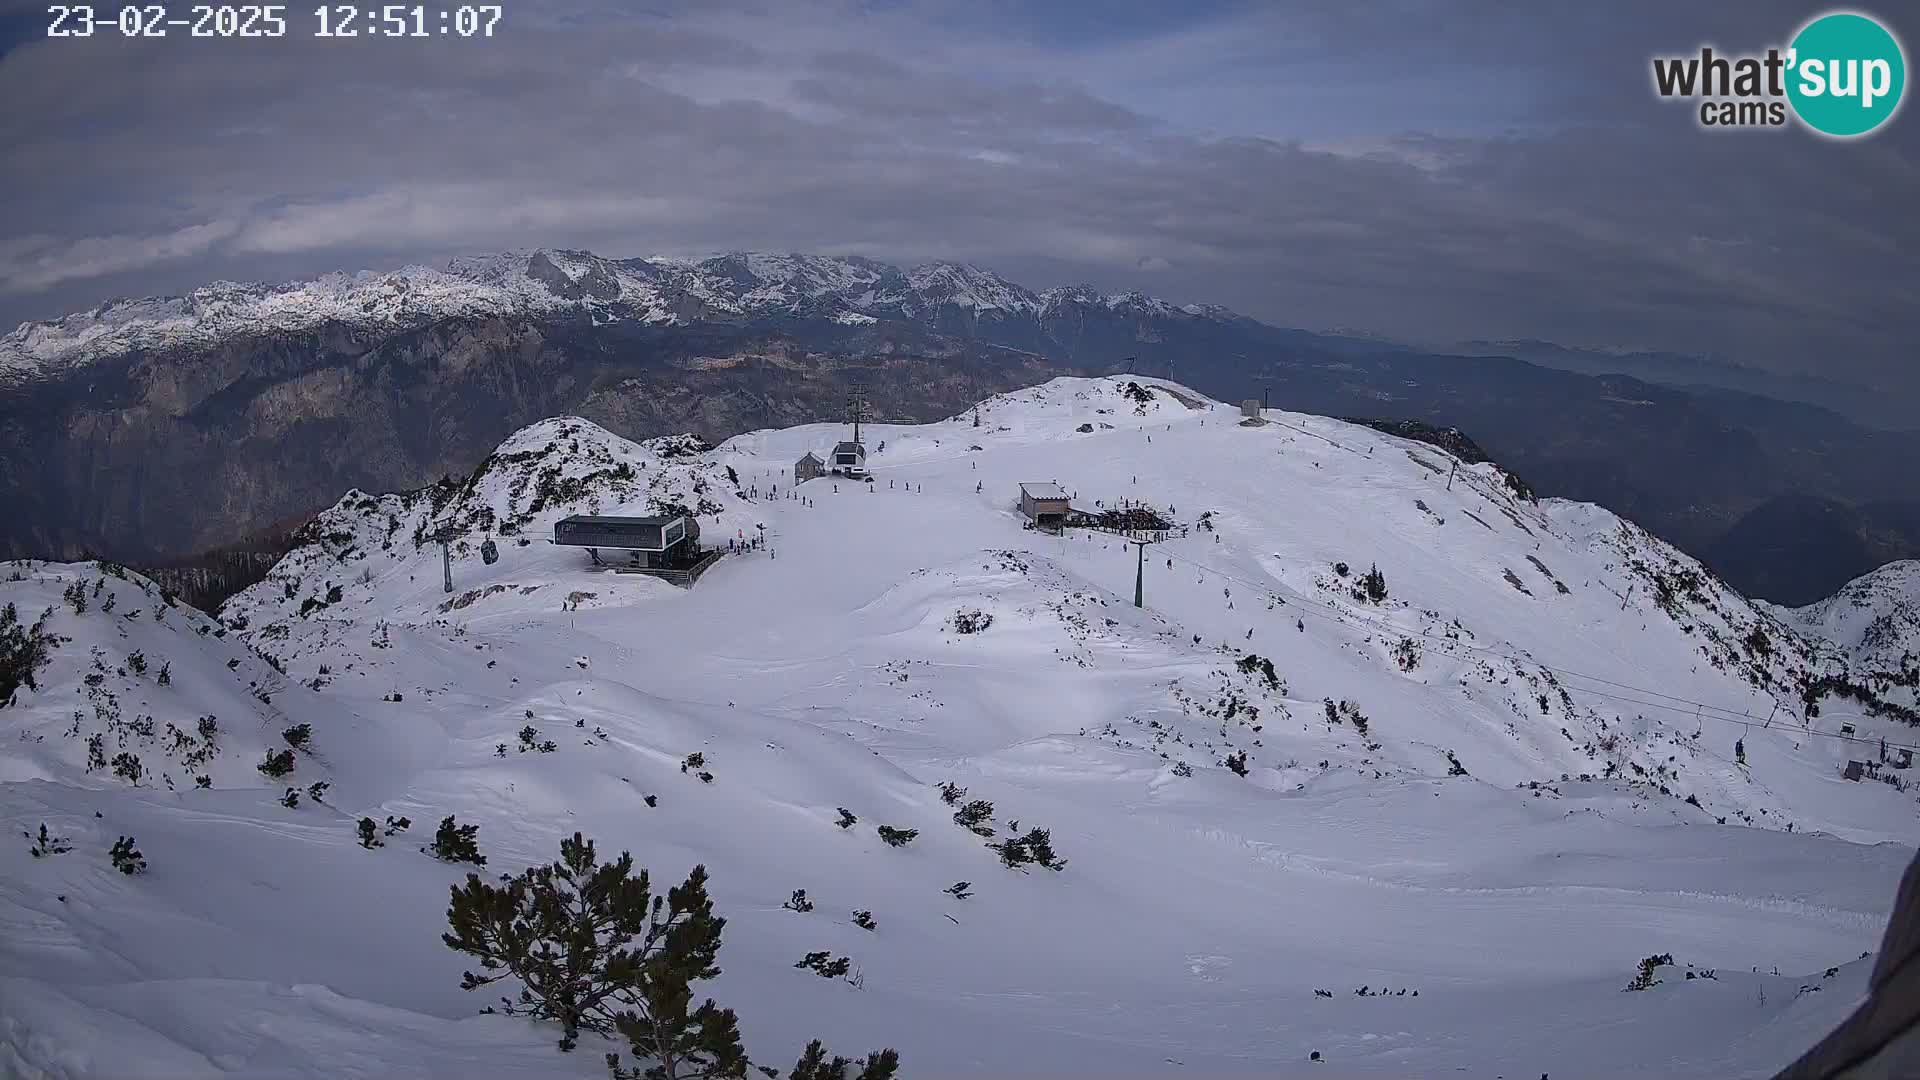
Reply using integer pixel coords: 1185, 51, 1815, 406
3, 376, 1916, 1079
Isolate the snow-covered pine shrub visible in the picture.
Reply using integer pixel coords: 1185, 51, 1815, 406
307, 781, 330, 803
851, 910, 876, 931
681, 751, 706, 773
442, 831, 898, 1074
282, 723, 312, 751
795, 951, 851, 978
1625, 953, 1675, 991
126, 650, 147, 675
280, 788, 300, 808
783, 889, 815, 913
1172, 761, 1194, 778
1235, 653, 1281, 690
258, 749, 296, 778
1446, 751, 1469, 777
1357, 564, 1388, 604
1332, 561, 1350, 578
425, 814, 486, 865
835, 808, 858, 830
358, 817, 383, 848
111, 751, 143, 785
109, 836, 146, 874
1392, 637, 1420, 671
950, 609, 993, 634
0, 602, 65, 707
990, 827, 1067, 872
952, 799, 996, 837
156, 662, 171, 686
937, 781, 966, 805
385, 815, 412, 835
27, 823, 72, 857
876, 825, 918, 847
1223, 750, 1249, 776
944, 881, 972, 900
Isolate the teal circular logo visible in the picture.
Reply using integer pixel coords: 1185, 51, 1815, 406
1786, 12, 1906, 137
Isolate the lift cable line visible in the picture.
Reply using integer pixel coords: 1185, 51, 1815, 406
1149, 545, 1920, 757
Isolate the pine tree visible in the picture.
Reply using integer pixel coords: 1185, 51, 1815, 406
787, 1040, 899, 1080
875, 825, 917, 847
783, 889, 815, 913
442, 832, 899, 1079
27, 823, 72, 857
944, 881, 972, 900
951, 799, 995, 837
834, 808, 857, 830
109, 836, 146, 874
851, 910, 875, 931
937, 781, 966, 805
282, 723, 313, 750
426, 814, 486, 865
358, 817, 384, 848
258, 749, 296, 779
280, 787, 300, 808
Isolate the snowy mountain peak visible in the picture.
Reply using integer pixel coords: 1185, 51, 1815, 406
0, 252, 1244, 384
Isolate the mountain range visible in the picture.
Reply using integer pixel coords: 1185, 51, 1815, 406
3, 375, 1916, 1077
3, 249, 1916, 606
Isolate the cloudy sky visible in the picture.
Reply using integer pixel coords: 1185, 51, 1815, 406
1, 0, 1914, 396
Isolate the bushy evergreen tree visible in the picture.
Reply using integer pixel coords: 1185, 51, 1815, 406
875, 826, 917, 847
441, 831, 897, 1078
794, 951, 851, 979
783, 889, 815, 913
283, 723, 313, 750
0, 603, 66, 707
850, 910, 875, 931
990, 827, 1067, 872
1360, 564, 1388, 604
834, 808, 857, 830
936, 781, 966, 805
258, 749, 296, 778
1223, 750, 1249, 776
110, 836, 146, 874
425, 814, 486, 865
786, 1041, 898, 1080
358, 817, 383, 848
280, 787, 300, 808
951, 799, 995, 837
27, 823, 72, 857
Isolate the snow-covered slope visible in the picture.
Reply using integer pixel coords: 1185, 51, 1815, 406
3, 376, 1916, 1079
1772, 560, 1920, 672
0, 251, 1241, 384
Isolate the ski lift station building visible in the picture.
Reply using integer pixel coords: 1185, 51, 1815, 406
552, 513, 699, 568
1019, 482, 1071, 531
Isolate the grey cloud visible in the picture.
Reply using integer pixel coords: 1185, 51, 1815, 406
0, 0, 1912, 398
